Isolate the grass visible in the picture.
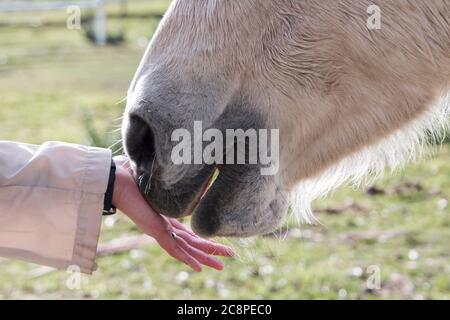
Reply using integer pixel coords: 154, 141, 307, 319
0, 0, 449, 299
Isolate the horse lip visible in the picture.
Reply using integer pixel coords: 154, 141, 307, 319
132, 163, 220, 218
180, 166, 220, 217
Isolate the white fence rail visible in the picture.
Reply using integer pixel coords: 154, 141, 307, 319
0, 0, 108, 44
0, 1, 103, 12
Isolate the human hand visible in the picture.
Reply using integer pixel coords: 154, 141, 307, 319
111, 156, 234, 272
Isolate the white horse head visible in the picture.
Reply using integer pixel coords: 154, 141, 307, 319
122, 0, 450, 237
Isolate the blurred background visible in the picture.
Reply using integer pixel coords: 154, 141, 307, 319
0, 0, 449, 299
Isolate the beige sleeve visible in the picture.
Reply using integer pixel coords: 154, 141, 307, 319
0, 141, 112, 274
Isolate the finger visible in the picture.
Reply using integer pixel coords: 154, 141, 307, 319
169, 219, 220, 244
141, 215, 202, 272
173, 234, 225, 270
169, 219, 198, 237
157, 236, 203, 272
175, 230, 235, 257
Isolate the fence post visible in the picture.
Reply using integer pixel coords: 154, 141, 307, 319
94, 0, 107, 45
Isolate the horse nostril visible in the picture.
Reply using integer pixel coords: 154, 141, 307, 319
125, 115, 156, 172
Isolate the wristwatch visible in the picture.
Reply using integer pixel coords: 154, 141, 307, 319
103, 159, 117, 216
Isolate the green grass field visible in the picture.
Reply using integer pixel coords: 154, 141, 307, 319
0, 1, 449, 299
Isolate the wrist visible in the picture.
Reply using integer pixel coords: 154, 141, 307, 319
112, 164, 127, 210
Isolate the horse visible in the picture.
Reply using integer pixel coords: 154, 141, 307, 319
121, 0, 450, 237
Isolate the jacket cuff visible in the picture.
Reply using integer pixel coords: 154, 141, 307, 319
72, 146, 112, 274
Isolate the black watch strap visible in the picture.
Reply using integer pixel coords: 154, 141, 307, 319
103, 159, 117, 216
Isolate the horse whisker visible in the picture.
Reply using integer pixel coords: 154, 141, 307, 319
108, 139, 123, 150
